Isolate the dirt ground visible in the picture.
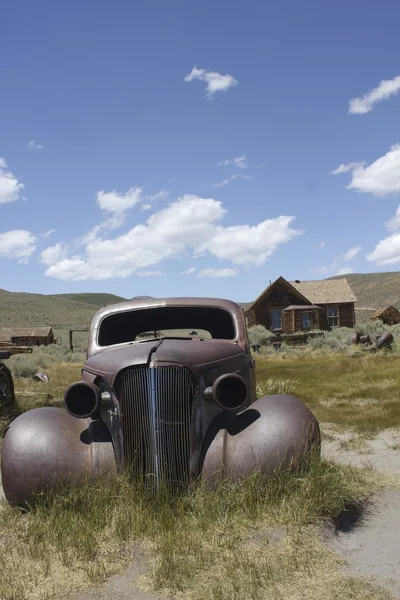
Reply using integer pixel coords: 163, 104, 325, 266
321, 425, 400, 599
1, 426, 400, 599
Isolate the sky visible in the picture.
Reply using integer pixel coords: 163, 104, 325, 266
2, 0, 400, 302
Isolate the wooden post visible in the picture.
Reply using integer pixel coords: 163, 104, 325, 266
69, 330, 73, 352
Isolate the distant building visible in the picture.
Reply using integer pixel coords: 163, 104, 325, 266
370, 306, 400, 326
0, 327, 55, 347
245, 276, 357, 334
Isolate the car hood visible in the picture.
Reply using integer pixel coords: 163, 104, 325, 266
84, 338, 244, 381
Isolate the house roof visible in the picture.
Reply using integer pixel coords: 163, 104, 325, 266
0, 327, 53, 341
247, 276, 310, 311
289, 279, 357, 304
370, 306, 400, 319
246, 276, 357, 313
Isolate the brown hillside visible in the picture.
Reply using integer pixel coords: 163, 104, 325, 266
327, 272, 400, 310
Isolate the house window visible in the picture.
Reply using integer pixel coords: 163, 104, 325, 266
301, 312, 311, 330
327, 306, 339, 328
270, 309, 282, 330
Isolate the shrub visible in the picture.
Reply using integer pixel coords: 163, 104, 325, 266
247, 325, 275, 347
8, 345, 86, 377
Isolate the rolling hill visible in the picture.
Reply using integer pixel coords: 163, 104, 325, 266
51, 293, 127, 306
1, 271, 399, 331
0, 290, 104, 329
327, 272, 400, 309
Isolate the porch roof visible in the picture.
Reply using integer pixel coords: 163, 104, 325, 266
283, 305, 323, 311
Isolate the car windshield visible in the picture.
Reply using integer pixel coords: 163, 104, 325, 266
98, 305, 236, 347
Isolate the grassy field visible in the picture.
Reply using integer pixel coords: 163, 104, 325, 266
257, 354, 400, 432
1, 350, 399, 599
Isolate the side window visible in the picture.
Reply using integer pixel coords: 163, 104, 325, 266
327, 306, 339, 328
270, 309, 282, 330
301, 312, 311, 330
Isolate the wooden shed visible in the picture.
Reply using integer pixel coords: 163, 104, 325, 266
0, 327, 55, 347
370, 306, 400, 326
245, 276, 357, 334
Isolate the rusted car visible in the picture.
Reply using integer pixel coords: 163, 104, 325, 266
1, 298, 320, 506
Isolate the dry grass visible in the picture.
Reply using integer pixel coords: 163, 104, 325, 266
0, 454, 389, 600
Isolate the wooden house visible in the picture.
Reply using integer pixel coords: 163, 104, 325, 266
370, 306, 400, 326
0, 327, 55, 347
245, 276, 357, 334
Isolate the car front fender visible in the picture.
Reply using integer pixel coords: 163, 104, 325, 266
1, 407, 117, 507
200, 394, 320, 484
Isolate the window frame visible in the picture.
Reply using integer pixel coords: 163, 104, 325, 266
300, 311, 312, 330
270, 308, 283, 330
327, 305, 339, 328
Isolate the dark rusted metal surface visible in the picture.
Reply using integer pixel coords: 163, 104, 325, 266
1, 407, 116, 507
0, 363, 15, 412
376, 332, 394, 350
1, 297, 321, 505
359, 334, 372, 346
32, 371, 50, 383
200, 394, 320, 483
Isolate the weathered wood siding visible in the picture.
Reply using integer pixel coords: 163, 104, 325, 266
372, 306, 400, 325
282, 310, 294, 334
11, 335, 54, 347
338, 303, 355, 328
250, 280, 309, 330
319, 303, 355, 329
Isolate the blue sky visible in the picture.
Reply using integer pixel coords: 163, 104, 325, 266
2, 0, 400, 302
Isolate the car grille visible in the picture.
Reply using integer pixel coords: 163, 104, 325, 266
114, 366, 194, 489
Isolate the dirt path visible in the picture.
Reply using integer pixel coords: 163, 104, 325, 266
64, 548, 163, 600
323, 490, 400, 598
321, 425, 400, 599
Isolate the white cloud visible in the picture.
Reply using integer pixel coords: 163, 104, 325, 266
40, 242, 65, 266
0, 230, 37, 262
336, 267, 354, 276
40, 194, 299, 281
147, 189, 170, 202
367, 204, 400, 265
136, 270, 165, 277
43, 229, 56, 237
27, 140, 44, 150
0, 158, 24, 204
202, 215, 300, 267
344, 246, 361, 261
367, 233, 400, 265
141, 203, 152, 211
218, 155, 247, 170
184, 66, 238, 96
256, 162, 266, 169
181, 267, 196, 275
319, 241, 325, 249
97, 187, 143, 213
331, 144, 400, 196
349, 75, 400, 115
386, 205, 400, 231
212, 174, 251, 188
198, 268, 238, 278
330, 162, 364, 175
